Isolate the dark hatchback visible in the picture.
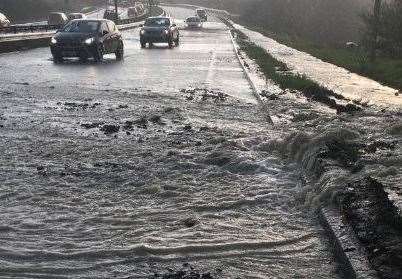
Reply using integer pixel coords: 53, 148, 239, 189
139, 17, 179, 48
50, 19, 124, 63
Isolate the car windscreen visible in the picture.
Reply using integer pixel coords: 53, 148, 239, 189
144, 18, 170, 27
61, 21, 99, 33
196, 10, 206, 15
187, 17, 200, 22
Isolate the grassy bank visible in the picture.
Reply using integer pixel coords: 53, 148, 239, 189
238, 23, 402, 92
232, 29, 361, 113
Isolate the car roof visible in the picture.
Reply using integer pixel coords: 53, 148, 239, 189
146, 16, 172, 20
50, 12, 66, 15
70, 19, 111, 23
68, 13, 84, 15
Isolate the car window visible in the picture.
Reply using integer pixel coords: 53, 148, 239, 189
144, 18, 170, 27
62, 21, 99, 33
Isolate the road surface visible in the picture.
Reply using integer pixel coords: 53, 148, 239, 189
0, 6, 343, 278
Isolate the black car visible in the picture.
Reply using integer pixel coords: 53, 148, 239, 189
50, 19, 124, 62
139, 17, 179, 48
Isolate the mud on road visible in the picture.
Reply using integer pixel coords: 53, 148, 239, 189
0, 82, 342, 278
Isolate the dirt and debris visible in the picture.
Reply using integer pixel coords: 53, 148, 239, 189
99, 124, 120, 135
300, 85, 362, 114
151, 264, 215, 279
81, 122, 103, 129
181, 88, 228, 102
260, 90, 279, 100
339, 177, 402, 279
60, 102, 101, 110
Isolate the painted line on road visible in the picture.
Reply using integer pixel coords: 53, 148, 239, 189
205, 50, 217, 85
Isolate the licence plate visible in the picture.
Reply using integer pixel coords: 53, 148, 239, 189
62, 51, 76, 56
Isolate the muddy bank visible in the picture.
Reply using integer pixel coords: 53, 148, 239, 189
339, 177, 402, 279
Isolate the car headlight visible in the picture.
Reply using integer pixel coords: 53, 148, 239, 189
50, 37, 57, 45
164, 29, 169, 35
84, 37, 94, 45
140, 29, 145, 35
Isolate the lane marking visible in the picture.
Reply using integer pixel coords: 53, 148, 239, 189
205, 50, 217, 85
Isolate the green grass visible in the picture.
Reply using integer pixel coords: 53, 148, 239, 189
241, 25, 402, 91
236, 35, 316, 91
235, 32, 363, 113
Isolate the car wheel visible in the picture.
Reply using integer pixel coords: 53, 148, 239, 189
174, 36, 180, 46
52, 53, 63, 63
168, 39, 174, 49
140, 41, 146, 48
149, 42, 154, 48
93, 45, 103, 62
79, 53, 88, 62
115, 43, 124, 61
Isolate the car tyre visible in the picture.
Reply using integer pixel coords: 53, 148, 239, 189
168, 39, 174, 49
174, 36, 179, 46
52, 53, 63, 63
79, 53, 88, 63
115, 43, 124, 61
140, 40, 146, 48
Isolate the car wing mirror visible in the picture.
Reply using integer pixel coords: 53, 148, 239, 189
102, 30, 109, 36
139, 24, 143, 27
172, 24, 176, 27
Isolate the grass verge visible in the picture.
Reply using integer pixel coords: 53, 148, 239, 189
231, 29, 361, 114
239, 23, 402, 91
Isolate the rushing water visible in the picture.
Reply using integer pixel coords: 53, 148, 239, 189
0, 87, 341, 278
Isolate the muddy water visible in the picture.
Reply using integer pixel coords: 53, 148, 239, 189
0, 6, 341, 279
0, 85, 340, 278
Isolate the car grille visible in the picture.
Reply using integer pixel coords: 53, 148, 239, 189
58, 39, 82, 48
147, 30, 161, 35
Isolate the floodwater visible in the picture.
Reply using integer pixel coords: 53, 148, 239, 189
0, 6, 342, 278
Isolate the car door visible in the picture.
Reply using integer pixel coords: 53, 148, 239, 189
100, 22, 112, 53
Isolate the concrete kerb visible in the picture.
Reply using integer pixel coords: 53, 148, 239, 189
217, 12, 379, 279
0, 9, 166, 53
319, 207, 378, 279
228, 28, 274, 125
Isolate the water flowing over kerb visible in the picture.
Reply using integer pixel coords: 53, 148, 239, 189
233, 23, 401, 109
257, 128, 363, 208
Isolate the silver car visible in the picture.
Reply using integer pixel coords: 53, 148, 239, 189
185, 16, 202, 28
0, 12, 10, 28
48, 12, 68, 26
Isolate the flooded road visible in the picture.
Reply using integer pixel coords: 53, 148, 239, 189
0, 7, 342, 278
